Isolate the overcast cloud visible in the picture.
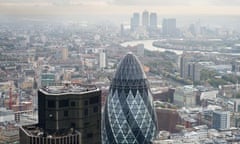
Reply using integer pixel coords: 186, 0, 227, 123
0, 0, 240, 16
1, 0, 240, 6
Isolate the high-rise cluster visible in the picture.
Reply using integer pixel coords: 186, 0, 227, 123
130, 10, 158, 31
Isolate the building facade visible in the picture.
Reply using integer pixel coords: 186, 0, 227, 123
212, 111, 230, 130
142, 10, 149, 28
20, 84, 101, 144
99, 49, 107, 69
174, 85, 198, 107
102, 53, 157, 143
150, 13, 157, 29
162, 18, 177, 37
131, 13, 140, 31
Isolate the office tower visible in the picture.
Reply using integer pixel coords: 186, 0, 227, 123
130, 13, 140, 31
20, 84, 101, 144
102, 53, 157, 143
192, 62, 202, 82
180, 54, 193, 79
99, 49, 107, 69
62, 48, 68, 61
120, 24, 125, 36
150, 13, 158, 29
142, 10, 149, 28
212, 111, 230, 130
162, 18, 177, 37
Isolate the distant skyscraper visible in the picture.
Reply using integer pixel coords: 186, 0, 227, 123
162, 18, 177, 37
20, 84, 101, 144
150, 13, 158, 29
180, 54, 192, 79
99, 49, 107, 69
130, 13, 140, 31
142, 10, 149, 28
212, 111, 230, 130
102, 53, 157, 143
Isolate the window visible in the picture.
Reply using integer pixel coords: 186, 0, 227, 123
84, 100, 88, 106
48, 100, 55, 108
89, 96, 99, 104
87, 133, 93, 138
93, 106, 98, 113
71, 101, 75, 107
84, 122, 89, 126
71, 123, 76, 128
64, 111, 68, 117
84, 109, 88, 116
59, 100, 69, 107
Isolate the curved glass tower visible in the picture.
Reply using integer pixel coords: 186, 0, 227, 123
102, 53, 157, 144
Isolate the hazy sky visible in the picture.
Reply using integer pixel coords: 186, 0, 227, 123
0, 0, 240, 16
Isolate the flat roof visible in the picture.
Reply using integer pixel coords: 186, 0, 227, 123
39, 84, 99, 95
21, 125, 81, 138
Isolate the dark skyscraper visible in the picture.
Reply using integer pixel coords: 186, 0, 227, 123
102, 53, 157, 144
130, 12, 140, 31
150, 12, 158, 29
142, 10, 149, 28
162, 18, 177, 37
20, 84, 101, 144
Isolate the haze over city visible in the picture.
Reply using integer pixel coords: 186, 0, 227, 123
1, 0, 240, 16
1, 0, 240, 144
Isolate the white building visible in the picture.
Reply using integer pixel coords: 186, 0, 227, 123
0, 108, 14, 123
99, 49, 106, 69
174, 85, 198, 107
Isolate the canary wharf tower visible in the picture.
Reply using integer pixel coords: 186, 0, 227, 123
102, 53, 157, 144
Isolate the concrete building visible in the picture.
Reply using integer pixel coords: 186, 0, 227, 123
232, 60, 240, 74
156, 108, 179, 133
0, 108, 14, 123
180, 54, 193, 80
20, 84, 101, 144
41, 72, 55, 87
174, 85, 198, 107
180, 54, 207, 82
212, 111, 230, 130
0, 129, 19, 144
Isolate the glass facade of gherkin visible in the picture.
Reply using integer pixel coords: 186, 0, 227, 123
102, 53, 157, 144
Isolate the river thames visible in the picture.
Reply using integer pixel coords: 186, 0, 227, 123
120, 40, 240, 56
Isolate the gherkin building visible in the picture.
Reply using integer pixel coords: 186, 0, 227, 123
102, 53, 157, 144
